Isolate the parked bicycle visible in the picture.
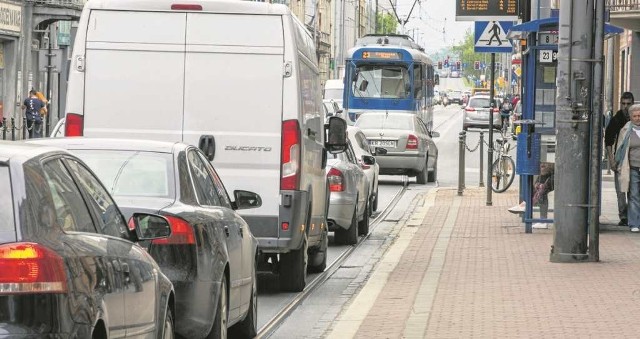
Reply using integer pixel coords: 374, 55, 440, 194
491, 125, 515, 193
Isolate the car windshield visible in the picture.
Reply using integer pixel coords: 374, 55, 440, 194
469, 97, 491, 108
355, 114, 413, 130
0, 166, 14, 242
353, 64, 411, 99
74, 150, 174, 198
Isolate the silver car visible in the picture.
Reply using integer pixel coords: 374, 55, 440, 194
462, 95, 501, 131
348, 126, 380, 213
326, 140, 373, 245
355, 112, 438, 184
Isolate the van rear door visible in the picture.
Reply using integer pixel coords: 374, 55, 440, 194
83, 11, 185, 140
182, 13, 284, 220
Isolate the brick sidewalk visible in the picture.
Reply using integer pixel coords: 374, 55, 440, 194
327, 187, 640, 338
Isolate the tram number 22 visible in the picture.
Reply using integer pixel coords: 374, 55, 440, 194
539, 50, 557, 63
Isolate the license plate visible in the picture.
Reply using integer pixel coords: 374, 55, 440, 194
370, 140, 396, 148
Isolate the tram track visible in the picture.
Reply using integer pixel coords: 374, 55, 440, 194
256, 176, 409, 338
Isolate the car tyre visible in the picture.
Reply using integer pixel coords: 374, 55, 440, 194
371, 186, 378, 213
335, 205, 358, 245
208, 276, 228, 339
308, 227, 328, 273
279, 236, 308, 292
358, 201, 370, 236
416, 162, 428, 184
428, 158, 438, 183
230, 263, 257, 338
162, 307, 174, 339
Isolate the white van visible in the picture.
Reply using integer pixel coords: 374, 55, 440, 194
323, 78, 344, 108
65, 0, 347, 293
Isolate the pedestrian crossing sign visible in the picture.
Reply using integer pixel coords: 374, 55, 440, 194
474, 21, 514, 53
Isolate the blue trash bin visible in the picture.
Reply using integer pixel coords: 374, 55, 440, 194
516, 132, 541, 175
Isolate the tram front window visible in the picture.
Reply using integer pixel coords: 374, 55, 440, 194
352, 65, 411, 99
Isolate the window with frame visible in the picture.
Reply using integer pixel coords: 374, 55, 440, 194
187, 150, 221, 206
197, 152, 232, 209
64, 159, 128, 239
42, 159, 97, 233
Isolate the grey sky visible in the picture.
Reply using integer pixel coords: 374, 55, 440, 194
384, 0, 472, 53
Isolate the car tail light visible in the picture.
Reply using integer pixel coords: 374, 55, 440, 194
65, 113, 84, 136
406, 134, 419, 150
281, 120, 301, 190
171, 4, 202, 10
0, 243, 67, 294
327, 167, 344, 192
152, 216, 195, 245
492, 108, 500, 113
465, 107, 475, 112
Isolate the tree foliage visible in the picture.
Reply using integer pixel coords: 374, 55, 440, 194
376, 12, 398, 34
450, 28, 486, 79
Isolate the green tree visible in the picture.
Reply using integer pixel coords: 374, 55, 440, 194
376, 12, 398, 34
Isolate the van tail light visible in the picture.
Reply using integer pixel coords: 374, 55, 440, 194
465, 107, 476, 112
65, 113, 84, 136
406, 134, 419, 150
281, 120, 301, 190
327, 167, 344, 192
0, 243, 67, 294
152, 216, 195, 245
171, 4, 202, 10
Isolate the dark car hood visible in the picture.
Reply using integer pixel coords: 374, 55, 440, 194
114, 196, 175, 221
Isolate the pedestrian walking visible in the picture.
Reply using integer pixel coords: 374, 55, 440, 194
21, 89, 45, 139
605, 91, 635, 226
614, 104, 640, 232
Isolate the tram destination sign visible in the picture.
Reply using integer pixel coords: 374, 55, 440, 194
456, 0, 518, 21
361, 51, 402, 60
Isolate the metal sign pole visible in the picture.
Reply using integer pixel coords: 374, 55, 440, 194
487, 52, 495, 206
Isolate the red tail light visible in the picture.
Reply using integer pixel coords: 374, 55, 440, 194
465, 107, 476, 112
281, 120, 301, 190
327, 167, 344, 192
0, 243, 67, 294
406, 134, 419, 150
171, 4, 202, 10
65, 113, 84, 136
152, 216, 195, 245
492, 108, 500, 113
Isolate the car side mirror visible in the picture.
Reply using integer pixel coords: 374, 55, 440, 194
373, 147, 388, 155
325, 116, 347, 154
233, 190, 262, 210
362, 155, 376, 165
132, 213, 171, 241
336, 109, 343, 114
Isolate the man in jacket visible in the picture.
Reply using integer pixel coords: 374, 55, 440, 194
21, 89, 45, 139
605, 91, 635, 226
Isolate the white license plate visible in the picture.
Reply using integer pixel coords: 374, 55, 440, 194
370, 140, 396, 148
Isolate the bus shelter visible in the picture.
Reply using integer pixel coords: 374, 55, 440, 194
507, 17, 623, 233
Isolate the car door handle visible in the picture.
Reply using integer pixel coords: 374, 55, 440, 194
224, 226, 230, 237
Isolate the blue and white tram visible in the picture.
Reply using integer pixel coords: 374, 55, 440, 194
343, 34, 438, 131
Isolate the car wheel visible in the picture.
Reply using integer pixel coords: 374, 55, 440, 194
428, 158, 438, 183
335, 204, 358, 245
416, 162, 428, 184
308, 226, 327, 273
279, 235, 308, 292
358, 201, 370, 236
208, 276, 228, 339
371, 186, 379, 213
162, 307, 174, 339
230, 263, 257, 338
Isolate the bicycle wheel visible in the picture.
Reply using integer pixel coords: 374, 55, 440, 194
491, 156, 515, 193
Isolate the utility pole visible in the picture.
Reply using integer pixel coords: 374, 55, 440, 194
486, 53, 495, 206
551, 0, 594, 263
45, 28, 53, 137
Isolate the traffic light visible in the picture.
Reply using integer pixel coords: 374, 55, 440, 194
456, 61, 461, 69
438, 61, 442, 69
474, 61, 480, 70
444, 59, 449, 67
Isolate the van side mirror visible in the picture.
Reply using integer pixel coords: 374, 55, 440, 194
132, 213, 171, 241
198, 135, 216, 161
325, 116, 347, 154
233, 190, 262, 210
